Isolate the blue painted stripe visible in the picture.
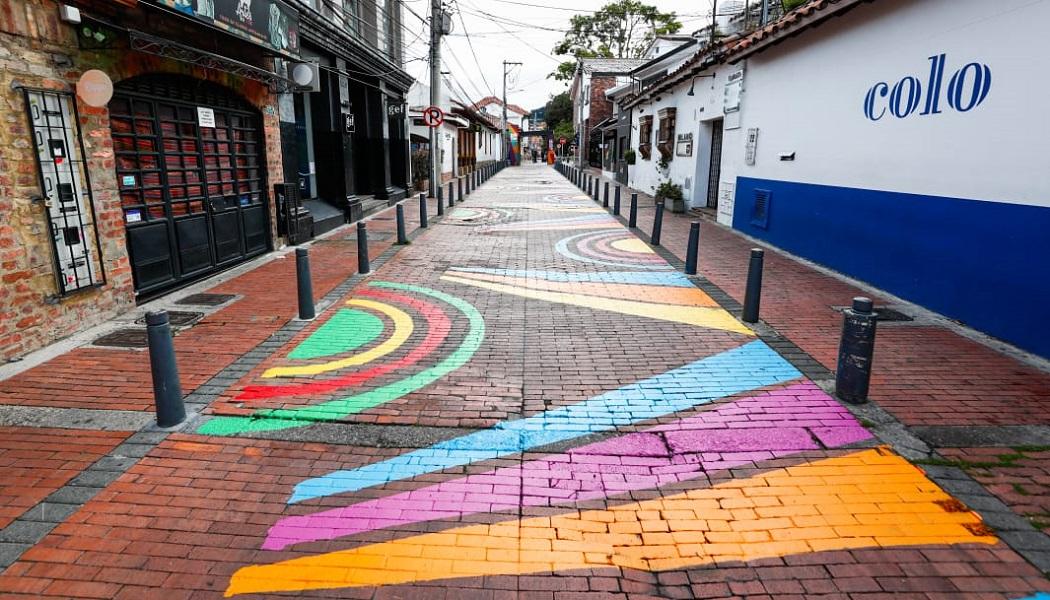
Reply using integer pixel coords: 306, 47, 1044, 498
447, 267, 695, 287
1012, 595, 1050, 600
289, 340, 801, 503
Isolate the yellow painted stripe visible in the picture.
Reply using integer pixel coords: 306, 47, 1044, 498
447, 271, 721, 307
225, 449, 996, 596
611, 238, 655, 254
440, 275, 753, 336
262, 299, 413, 378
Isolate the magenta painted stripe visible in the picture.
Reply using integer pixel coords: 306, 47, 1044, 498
262, 381, 871, 550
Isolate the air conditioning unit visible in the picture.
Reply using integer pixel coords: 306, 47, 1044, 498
291, 61, 321, 93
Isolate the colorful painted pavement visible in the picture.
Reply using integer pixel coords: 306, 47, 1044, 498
141, 171, 1034, 598
2, 167, 1048, 600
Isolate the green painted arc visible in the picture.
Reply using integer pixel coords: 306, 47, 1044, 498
287, 308, 385, 360
197, 282, 485, 436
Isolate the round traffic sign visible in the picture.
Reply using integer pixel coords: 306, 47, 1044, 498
423, 105, 444, 128
559, 137, 567, 144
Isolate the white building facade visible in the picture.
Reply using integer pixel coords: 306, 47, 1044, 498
621, 0, 1050, 359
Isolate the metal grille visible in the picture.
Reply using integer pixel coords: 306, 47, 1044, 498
176, 293, 236, 306
23, 89, 106, 295
751, 189, 771, 229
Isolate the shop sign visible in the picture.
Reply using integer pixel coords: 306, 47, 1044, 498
864, 53, 991, 121
675, 133, 693, 157
745, 128, 758, 165
153, 0, 300, 56
387, 103, 405, 117
343, 112, 355, 133
76, 70, 113, 107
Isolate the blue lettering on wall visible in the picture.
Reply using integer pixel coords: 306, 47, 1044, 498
865, 54, 991, 121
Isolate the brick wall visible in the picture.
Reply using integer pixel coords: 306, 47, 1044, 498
580, 76, 616, 166
0, 0, 284, 361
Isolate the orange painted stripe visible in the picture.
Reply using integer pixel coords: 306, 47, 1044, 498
446, 271, 720, 307
225, 449, 995, 596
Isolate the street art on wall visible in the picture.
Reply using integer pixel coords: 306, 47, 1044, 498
196, 282, 484, 436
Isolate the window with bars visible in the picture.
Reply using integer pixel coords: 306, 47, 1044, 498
23, 89, 106, 295
657, 107, 676, 161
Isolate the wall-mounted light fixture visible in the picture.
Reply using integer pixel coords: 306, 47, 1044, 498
686, 73, 716, 96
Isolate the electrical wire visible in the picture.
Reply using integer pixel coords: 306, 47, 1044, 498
452, 0, 496, 96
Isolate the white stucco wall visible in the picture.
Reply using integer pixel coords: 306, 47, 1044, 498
716, 0, 1050, 223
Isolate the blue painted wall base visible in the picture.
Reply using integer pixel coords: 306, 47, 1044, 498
732, 177, 1050, 359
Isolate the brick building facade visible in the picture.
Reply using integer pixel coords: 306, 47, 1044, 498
0, 0, 410, 362
569, 58, 646, 168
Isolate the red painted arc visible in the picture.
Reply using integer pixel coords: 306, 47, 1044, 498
236, 288, 452, 402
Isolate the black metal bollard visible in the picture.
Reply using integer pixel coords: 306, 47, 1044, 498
836, 297, 878, 404
395, 204, 407, 245
613, 186, 621, 215
628, 193, 638, 228
685, 221, 700, 275
603, 182, 609, 208
742, 248, 764, 323
295, 247, 315, 320
356, 221, 371, 274
458, 176, 464, 202
651, 201, 664, 246
146, 310, 185, 427
437, 186, 444, 216
418, 193, 428, 228
593, 180, 600, 203
448, 181, 455, 207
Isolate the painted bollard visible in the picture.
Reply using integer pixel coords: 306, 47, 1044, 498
448, 181, 455, 207
418, 193, 428, 228
295, 247, 315, 320
836, 297, 878, 404
357, 221, 371, 274
395, 204, 407, 245
628, 193, 638, 228
742, 248, 764, 323
685, 221, 700, 275
603, 181, 609, 208
651, 201, 665, 246
613, 186, 621, 215
146, 310, 185, 427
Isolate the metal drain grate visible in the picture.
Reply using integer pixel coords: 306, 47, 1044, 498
176, 293, 235, 306
832, 305, 914, 322
92, 329, 148, 348
134, 311, 203, 327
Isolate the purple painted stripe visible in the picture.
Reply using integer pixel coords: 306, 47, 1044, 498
262, 381, 871, 551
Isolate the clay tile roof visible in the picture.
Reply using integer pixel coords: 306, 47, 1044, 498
474, 96, 528, 115
725, 0, 865, 62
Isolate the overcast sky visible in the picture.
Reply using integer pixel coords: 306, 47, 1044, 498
403, 0, 718, 111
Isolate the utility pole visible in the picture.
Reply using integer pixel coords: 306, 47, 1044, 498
429, 0, 446, 197
502, 60, 521, 165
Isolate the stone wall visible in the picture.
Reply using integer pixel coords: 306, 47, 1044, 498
0, 0, 284, 361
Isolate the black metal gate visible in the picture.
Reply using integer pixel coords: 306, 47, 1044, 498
110, 75, 269, 295
706, 119, 724, 209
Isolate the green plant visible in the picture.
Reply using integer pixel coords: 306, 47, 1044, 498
624, 149, 636, 165
656, 156, 670, 171
782, 0, 809, 11
411, 149, 429, 189
654, 180, 683, 201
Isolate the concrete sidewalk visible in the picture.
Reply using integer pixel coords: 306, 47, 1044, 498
0, 163, 1047, 599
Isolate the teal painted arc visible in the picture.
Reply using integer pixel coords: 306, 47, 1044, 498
288, 340, 801, 504
196, 282, 486, 436
287, 308, 385, 360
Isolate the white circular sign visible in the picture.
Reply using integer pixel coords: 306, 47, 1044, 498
422, 105, 444, 128
76, 70, 113, 107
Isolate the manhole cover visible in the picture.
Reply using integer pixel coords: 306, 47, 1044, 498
176, 293, 235, 306
92, 328, 148, 348
134, 311, 203, 327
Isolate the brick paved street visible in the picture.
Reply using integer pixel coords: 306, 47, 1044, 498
1, 164, 1049, 599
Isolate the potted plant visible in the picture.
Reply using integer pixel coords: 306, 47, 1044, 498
624, 149, 636, 165
655, 180, 686, 213
411, 149, 430, 191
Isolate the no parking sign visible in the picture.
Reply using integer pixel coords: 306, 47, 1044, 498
423, 106, 444, 127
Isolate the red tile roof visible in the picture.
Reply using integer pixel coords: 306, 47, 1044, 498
475, 96, 528, 116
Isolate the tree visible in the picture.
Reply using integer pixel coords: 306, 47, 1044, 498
545, 92, 572, 132
549, 0, 682, 81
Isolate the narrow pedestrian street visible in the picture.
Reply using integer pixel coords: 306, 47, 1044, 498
1, 164, 1047, 599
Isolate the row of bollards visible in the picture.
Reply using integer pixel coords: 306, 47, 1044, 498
143, 161, 518, 429
552, 159, 878, 405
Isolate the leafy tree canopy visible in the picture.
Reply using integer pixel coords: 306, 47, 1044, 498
545, 91, 573, 131
549, 0, 682, 81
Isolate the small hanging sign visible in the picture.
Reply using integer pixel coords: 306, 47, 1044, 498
197, 106, 216, 128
